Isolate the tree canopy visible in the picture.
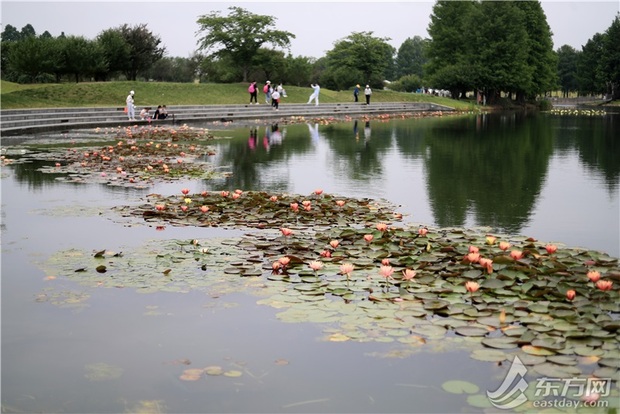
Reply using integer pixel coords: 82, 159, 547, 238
195, 6, 295, 82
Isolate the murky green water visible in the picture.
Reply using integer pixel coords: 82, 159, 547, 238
1, 111, 618, 413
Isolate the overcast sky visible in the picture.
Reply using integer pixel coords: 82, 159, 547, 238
1, 1, 619, 59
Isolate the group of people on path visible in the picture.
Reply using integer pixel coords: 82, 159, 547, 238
248, 81, 287, 110
125, 90, 168, 121
353, 84, 373, 104
127, 80, 374, 121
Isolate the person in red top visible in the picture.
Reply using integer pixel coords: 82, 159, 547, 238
248, 81, 258, 104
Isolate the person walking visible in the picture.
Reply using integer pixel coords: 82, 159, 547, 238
307, 83, 320, 106
353, 84, 360, 102
263, 81, 272, 104
248, 81, 258, 104
126, 90, 135, 121
271, 88, 281, 110
364, 85, 372, 105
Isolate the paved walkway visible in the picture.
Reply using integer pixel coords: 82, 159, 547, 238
0, 102, 454, 137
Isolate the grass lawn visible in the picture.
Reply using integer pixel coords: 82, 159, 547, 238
0, 80, 476, 111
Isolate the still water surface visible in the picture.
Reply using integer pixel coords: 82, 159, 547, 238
1, 111, 618, 413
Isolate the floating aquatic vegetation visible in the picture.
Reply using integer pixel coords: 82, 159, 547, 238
2, 127, 221, 186
38, 190, 619, 392
84, 362, 124, 381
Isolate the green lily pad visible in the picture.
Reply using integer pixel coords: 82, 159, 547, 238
481, 337, 518, 349
470, 349, 507, 362
442, 380, 480, 394
455, 326, 489, 337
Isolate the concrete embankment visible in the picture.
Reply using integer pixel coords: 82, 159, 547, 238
0, 102, 454, 137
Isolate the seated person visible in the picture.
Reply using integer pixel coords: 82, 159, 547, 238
159, 105, 168, 119
152, 105, 162, 119
139, 107, 151, 120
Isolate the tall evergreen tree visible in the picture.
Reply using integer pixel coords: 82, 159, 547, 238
514, 0, 558, 100
556, 45, 580, 97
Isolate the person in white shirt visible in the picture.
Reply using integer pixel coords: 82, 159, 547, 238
307, 83, 320, 106
364, 85, 372, 105
126, 90, 135, 120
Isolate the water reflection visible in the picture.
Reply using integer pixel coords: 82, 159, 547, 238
206, 112, 618, 256
5, 111, 619, 256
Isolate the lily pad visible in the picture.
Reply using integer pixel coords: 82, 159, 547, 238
442, 380, 480, 394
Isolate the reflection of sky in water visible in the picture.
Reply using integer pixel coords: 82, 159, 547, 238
2, 113, 618, 412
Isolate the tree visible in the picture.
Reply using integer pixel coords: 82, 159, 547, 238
514, 0, 558, 100
97, 29, 131, 80
425, 0, 477, 98
1, 24, 22, 42
578, 33, 606, 95
20, 24, 36, 39
395, 36, 427, 79
600, 13, 620, 99
556, 45, 580, 97
469, 1, 531, 102
323, 31, 395, 90
118, 24, 165, 81
195, 6, 295, 82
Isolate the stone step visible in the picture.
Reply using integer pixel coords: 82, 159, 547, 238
1, 102, 454, 136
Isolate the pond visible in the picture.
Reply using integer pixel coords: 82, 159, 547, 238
1, 110, 618, 413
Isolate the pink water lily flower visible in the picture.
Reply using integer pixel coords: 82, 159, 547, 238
469, 245, 479, 253
314, 189, 323, 195
402, 269, 416, 280
465, 281, 480, 293
309, 261, 323, 272
278, 256, 291, 267
200, 205, 209, 213
596, 280, 613, 291
339, 263, 354, 276
269, 195, 278, 202
376, 223, 388, 232
329, 240, 339, 248
290, 202, 299, 212
418, 227, 428, 236
587, 270, 601, 283
566, 289, 576, 301
466, 252, 480, 263
479, 257, 493, 274
510, 250, 523, 260
363, 234, 374, 243
181, 188, 190, 195
545, 244, 557, 254
379, 265, 394, 279
336, 200, 345, 207
499, 241, 511, 251
280, 228, 293, 237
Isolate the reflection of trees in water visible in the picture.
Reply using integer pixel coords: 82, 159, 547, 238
10, 158, 62, 190
420, 113, 553, 233
554, 115, 619, 194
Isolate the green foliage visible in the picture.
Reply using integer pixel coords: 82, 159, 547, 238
195, 6, 295, 82
395, 36, 427, 79
389, 74, 423, 93
323, 31, 395, 90
118, 24, 165, 81
556, 45, 579, 97
600, 13, 620, 99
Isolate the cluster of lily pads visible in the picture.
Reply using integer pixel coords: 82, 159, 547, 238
12, 125, 222, 186
41, 189, 619, 396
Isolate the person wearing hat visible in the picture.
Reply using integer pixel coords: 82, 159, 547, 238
364, 85, 372, 105
353, 84, 360, 102
126, 90, 136, 121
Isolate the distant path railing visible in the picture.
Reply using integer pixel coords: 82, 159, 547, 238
550, 96, 610, 106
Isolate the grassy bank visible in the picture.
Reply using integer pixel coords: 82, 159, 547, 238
0, 80, 476, 111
